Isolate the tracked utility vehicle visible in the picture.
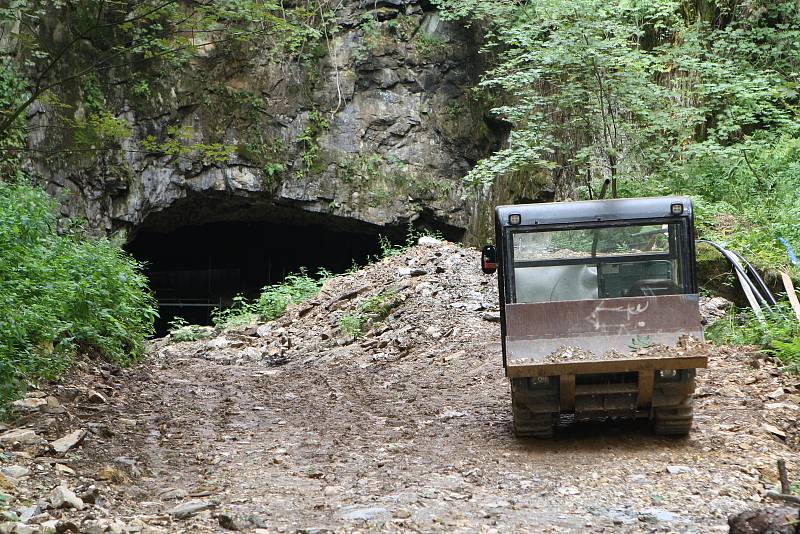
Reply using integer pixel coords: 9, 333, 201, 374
481, 197, 707, 438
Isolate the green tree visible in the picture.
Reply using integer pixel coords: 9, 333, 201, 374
435, 0, 800, 198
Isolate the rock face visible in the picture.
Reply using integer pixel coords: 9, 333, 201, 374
27, 0, 499, 240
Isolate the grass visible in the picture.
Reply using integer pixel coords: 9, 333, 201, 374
0, 181, 156, 411
706, 302, 800, 372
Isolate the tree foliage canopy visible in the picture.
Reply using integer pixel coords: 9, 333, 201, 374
435, 0, 800, 197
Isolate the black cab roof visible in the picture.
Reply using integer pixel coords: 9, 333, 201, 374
495, 196, 692, 227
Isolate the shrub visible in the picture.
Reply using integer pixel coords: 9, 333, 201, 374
256, 268, 331, 321
212, 295, 259, 329
378, 224, 443, 259
338, 289, 401, 339
360, 290, 400, 319
208, 268, 332, 328
339, 314, 366, 338
0, 182, 156, 409
168, 317, 212, 342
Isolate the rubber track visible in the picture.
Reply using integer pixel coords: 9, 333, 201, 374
653, 397, 694, 436
511, 392, 554, 438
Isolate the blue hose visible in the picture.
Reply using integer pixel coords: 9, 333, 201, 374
778, 237, 799, 267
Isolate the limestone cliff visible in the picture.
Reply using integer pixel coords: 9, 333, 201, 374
23, 0, 499, 241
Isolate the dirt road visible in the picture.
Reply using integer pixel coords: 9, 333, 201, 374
1, 241, 798, 533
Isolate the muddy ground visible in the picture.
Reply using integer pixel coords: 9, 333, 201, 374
1, 241, 798, 533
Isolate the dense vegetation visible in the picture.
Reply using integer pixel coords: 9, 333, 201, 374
436, 0, 800, 271
707, 303, 800, 371
0, 0, 339, 167
0, 182, 156, 411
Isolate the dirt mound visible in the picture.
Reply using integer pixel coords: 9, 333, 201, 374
152, 238, 501, 371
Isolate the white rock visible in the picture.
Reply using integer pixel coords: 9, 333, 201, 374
11, 398, 47, 412
665, 465, 692, 474
169, 500, 215, 519
0, 465, 31, 486
158, 488, 188, 501
49, 486, 84, 510
256, 324, 272, 337
50, 430, 87, 454
17, 505, 38, 523
0, 466, 29, 480
54, 464, 75, 476
208, 338, 230, 349
765, 402, 799, 411
762, 423, 787, 438
0, 429, 44, 446
323, 485, 343, 496
81, 520, 107, 534
341, 506, 391, 522
767, 387, 785, 399
418, 236, 442, 246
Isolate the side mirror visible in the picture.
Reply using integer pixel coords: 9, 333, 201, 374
481, 244, 497, 274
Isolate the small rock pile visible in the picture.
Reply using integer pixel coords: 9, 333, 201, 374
152, 237, 501, 371
540, 336, 715, 364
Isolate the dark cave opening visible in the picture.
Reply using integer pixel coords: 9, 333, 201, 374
125, 213, 388, 335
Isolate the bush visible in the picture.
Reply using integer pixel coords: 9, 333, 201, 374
339, 314, 366, 339
338, 289, 401, 339
360, 290, 400, 318
208, 268, 332, 329
0, 182, 156, 409
378, 224, 442, 259
621, 131, 800, 273
212, 295, 260, 329
168, 317, 212, 342
256, 268, 331, 321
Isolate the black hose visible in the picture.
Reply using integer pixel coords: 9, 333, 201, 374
731, 250, 777, 306
697, 240, 771, 309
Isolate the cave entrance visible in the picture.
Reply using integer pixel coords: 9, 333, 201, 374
125, 206, 388, 335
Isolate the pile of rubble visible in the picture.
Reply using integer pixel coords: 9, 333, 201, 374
540, 337, 715, 364
0, 382, 148, 534
152, 237, 501, 371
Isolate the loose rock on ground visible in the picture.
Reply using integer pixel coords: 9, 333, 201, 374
0, 241, 798, 533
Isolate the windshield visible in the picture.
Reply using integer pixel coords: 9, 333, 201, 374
510, 222, 685, 304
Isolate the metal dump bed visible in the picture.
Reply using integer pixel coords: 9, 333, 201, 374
504, 294, 706, 377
